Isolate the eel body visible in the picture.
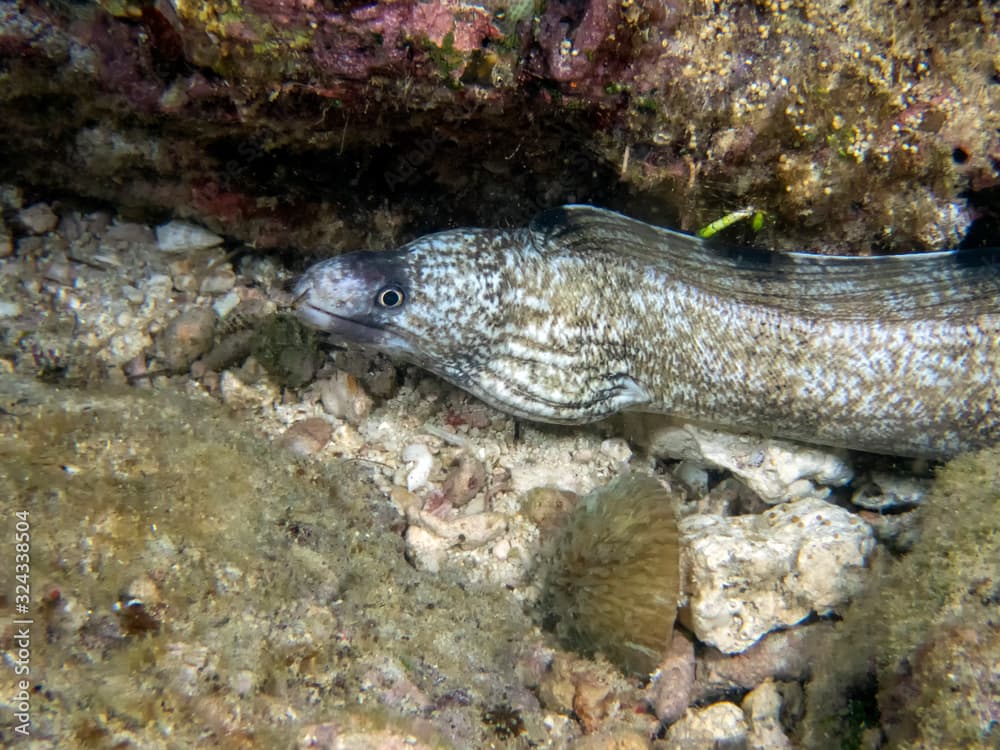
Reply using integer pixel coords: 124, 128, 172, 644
294, 205, 1000, 458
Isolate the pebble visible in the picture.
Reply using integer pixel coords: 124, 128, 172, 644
120, 284, 145, 305
122, 355, 149, 382
91, 252, 122, 269
402, 526, 445, 573
57, 212, 83, 242
697, 476, 758, 516
103, 221, 155, 245
509, 462, 588, 495
199, 264, 236, 294
573, 731, 652, 750
319, 371, 373, 425
519, 486, 579, 533
145, 273, 173, 295
661, 702, 748, 750
193, 329, 255, 376
439, 453, 487, 507
162, 642, 209, 695
231, 670, 256, 698
647, 630, 696, 725
742, 679, 793, 750
851, 469, 930, 510
406, 508, 508, 550
212, 289, 241, 319
600, 437, 632, 464
0, 300, 21, 318
103, 330, 153, 365
171, 273, 199, 294
43, 257, 75, 286
857, 508, 922, 549
123, 574, 163, 606
537, 653, 626, 735
673, 459, 709, 497
16, 236, 43, 257
296, 716, 440, 750
281, 417, 333, 456
240, 256, 280, 287
84, 211, 112, 236
157, 308, 217, 371
219, 370, 277, 410
155, 220, 224, 253
18, 202, 59, 234
402, 506, 514, 578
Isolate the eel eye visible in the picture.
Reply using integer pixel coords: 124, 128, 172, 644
376, 285, 405, 309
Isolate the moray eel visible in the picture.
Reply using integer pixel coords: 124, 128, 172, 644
294, 205, 1000, 458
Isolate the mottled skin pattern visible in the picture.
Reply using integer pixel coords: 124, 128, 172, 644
295, 206, 1000, 458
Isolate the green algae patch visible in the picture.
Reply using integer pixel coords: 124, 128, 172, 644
249, 312, 321, 387
803, 447, 1000, 750
0, 376, 533, 748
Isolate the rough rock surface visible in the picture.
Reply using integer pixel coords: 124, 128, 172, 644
624, 415, 855, 504
680, 499, 875, 653
851, 468, 931, 510
660, 701, 748, 750
1, 1, 998, 253
694, 623, 833, 700
0, 376, 541, 748
743, 679, 794, 750
803, 446, 1000, 749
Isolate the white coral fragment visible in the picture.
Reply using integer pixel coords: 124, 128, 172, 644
625, 415, 854, 503
680, 498, 875, 653
401, 442, 434, 492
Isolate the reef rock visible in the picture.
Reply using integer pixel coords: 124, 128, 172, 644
624, 415, 854, 504
680, 499, 875, 654
1, 0, 997, 252
662, 701, 748, 750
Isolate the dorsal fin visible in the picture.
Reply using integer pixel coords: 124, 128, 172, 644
529, 205, 1000, 321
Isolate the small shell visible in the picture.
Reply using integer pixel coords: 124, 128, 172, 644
155, 220, 223, 253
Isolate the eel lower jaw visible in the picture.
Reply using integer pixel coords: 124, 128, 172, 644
297, 302, 417, 358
